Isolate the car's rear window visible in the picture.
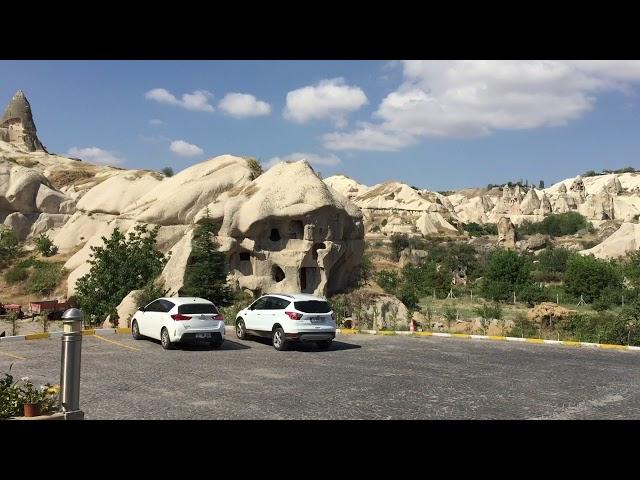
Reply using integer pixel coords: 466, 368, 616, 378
294, 301, 331, 313
178, 303, 219, 314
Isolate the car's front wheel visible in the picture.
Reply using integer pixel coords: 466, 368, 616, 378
236, 318, 248, 340
131, 320, 142, 340
161, 328, 173, 350
272, 327, 288, 351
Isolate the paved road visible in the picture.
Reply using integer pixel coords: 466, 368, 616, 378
2, 332, 640, 419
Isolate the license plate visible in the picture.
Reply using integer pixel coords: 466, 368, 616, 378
195, 333, 211, 339
310, 317, 325, 324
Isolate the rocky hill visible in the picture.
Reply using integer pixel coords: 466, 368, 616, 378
0, 92, 364, 305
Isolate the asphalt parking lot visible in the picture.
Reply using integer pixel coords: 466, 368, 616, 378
2, 332, 640, 419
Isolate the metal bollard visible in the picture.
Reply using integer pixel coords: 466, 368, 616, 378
59, 308, 84, 420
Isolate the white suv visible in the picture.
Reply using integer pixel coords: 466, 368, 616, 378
235, 293, 336, 351
131, 297, 225, 350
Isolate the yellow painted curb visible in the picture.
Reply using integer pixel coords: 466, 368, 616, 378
451, 333, 470, 339
562, 341, 581, 347
525, 338, 545, 343
487, 336, 506, 341
412, 332, 433, 336
338, 329, 358, 335
115, 328, 131, 334
25, 333, 51, 340
599, 344, 628, 350
81, 330, 96, 336
377, 331, 396, 335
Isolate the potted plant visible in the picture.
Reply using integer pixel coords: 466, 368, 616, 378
17, 377, 59, 417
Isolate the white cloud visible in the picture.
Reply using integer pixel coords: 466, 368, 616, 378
145, 88, 214, 112
169, 140, 203, 157
149, 119, 163, 126
67, 147, 124, 165
219, 93, 271, 118
265, 152, 342, 170
284, 78, 367, 126
325, 60, 640, 151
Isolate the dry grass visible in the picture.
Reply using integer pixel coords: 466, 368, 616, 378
49, 168, 94, 189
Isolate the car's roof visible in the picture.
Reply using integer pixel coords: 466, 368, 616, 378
158, 297, 214, 306
263, 293, 327, 302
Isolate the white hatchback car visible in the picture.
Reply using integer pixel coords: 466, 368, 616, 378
131, 297, 225, 350
235, 293, 336, 351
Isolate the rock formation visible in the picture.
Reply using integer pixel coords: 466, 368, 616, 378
0, 91, 47, 152
497, 217, 516, 249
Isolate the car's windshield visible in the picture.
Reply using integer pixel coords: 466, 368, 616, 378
294, 301, 331, 313
178, 303, 219, 314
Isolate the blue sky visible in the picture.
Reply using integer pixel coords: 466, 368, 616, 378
1, 60, 639, 191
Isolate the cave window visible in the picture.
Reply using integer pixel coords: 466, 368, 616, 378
289, 220, 304, 239
272, 265, 285, 283
239, 252, 251, 261
312, 242, 326, 261
269, 228, 281, 242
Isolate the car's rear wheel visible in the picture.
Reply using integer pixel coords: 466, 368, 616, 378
316, 339, 332, 350
272, 327, 288, 351
236, 318, 248, 340
161, 328, 173, 350
131, 320, 142, 340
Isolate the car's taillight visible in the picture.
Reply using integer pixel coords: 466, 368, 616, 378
285, 311, 303, 320
171, 313, 190, 321
213, 314, 224, 321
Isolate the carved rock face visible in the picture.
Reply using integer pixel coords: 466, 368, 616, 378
0, 91, 46, 152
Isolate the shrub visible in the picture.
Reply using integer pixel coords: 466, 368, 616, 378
564, 254, 623, 304
75, 225, 167, 324
390, 234, 411, 261
517, 212, 591, 237
0, 228, 21, 267
463, 222, 498, 237
474, 302, 503, 334
398, 285, 419, 310
377, 270, 400, 294
160, 166, 174, 177
7, 311, 19, 336
26, 262, 66, 296
479, 250, 532, 302
219, 291, 255, 326
35, 234, 58, 257
0, 366, 21, 419
508, 313, 538, 338
4, 265, 29, 284
403, 261, 453, 298
135, 282, 171, 310
582, 170, 598, 177
357, 253, 373, 286
245, 157, 263, 179
443, 306, 457, 331
536, 247, 570, 276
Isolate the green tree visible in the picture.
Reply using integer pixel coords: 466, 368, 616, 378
479, 250, 532, 302
474, 302, 503, 335
358, 253, 373, 286
625, 251, 640, 288
538, 180, 545, 189
517, 212, 591, 237
35, 233, 58, 257
564, 254, 623, 304
0, 228, 21, 267
403, 260, 452, 298
75, 225, 167, 324
161, 166, 174, 177
535, 247, 570, 281
180, 219, 234, 306
376, 270, 400, 294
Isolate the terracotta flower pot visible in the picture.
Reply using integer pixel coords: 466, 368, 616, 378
23, 403, 41, 417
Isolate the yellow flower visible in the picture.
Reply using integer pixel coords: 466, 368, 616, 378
47, 384, 60, 395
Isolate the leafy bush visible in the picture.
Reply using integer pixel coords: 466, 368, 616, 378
462, 222, 498, 237
377, 270, 400, 294
75, 225, 167, 324
564, 254, 623, 304
0, 367, 21, 419
25, 262, 65, 296
180, 219, 233, 306
219, 291, 255, 326
245, 157, 263, 179
4, 265, 29, 284
403, 261, 453, 298
582, 170, 598, 177
35, 234, 58, 257
559, 311, 639, 345
0, 228, 21, 267
517, 212, 591, 237
398, 285, 419, 310
357, 253, 373, 286
479, 250, 532, 302
474, 302, 503, 334
135, 282, 171, 310
443, 306, 457, 331
507, 313, 538, 338
536, 247, 570, 276
161, 166, 174, 177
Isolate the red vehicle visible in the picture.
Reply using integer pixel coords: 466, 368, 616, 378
3, 304, 24, 319
29, 300, 69, 319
